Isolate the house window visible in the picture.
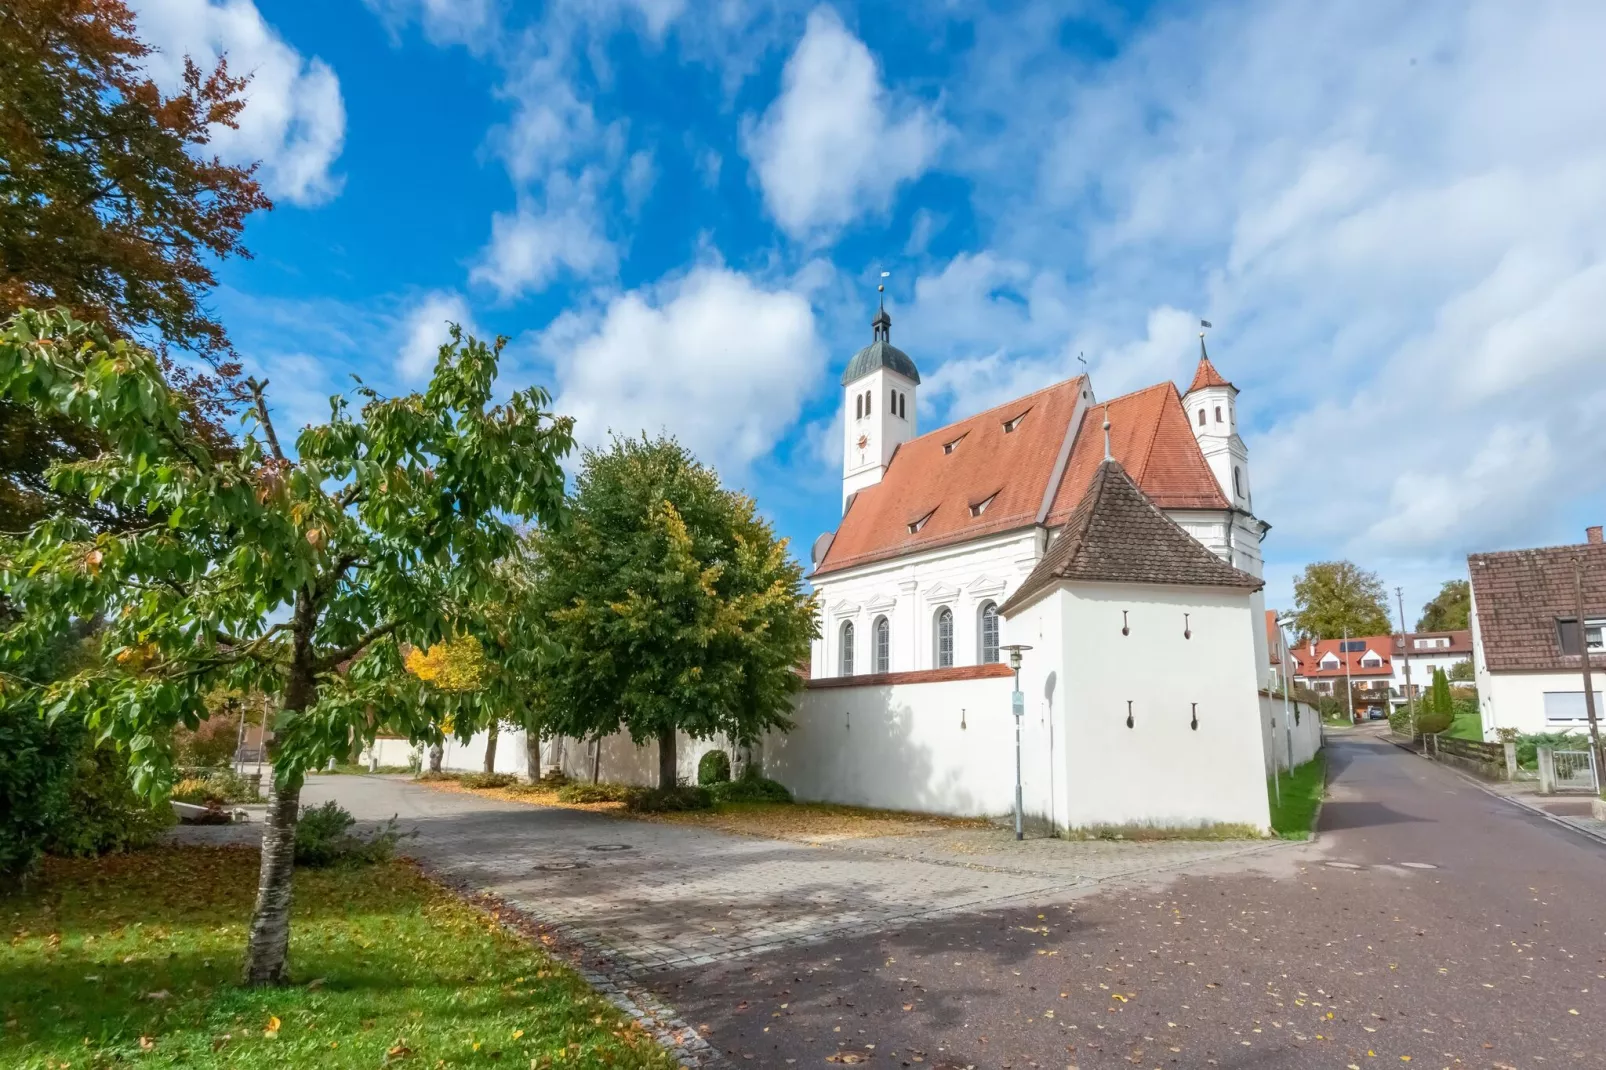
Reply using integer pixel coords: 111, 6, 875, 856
907, 508, 935, 535
943, 433, 965, 454
978, 602, 1000, 664
839, 621, 855, 676
1197, 409, 1206, 427
1360, 655, 1382, 668
1002, 411, 1027, 433
934, 607, 954, 668
1414, 637, 1450, 650
1557, 617, 1606, 655
873, 616, 890, 674
1315, 680, 1334, 694
1320, 655, 1340, 669
969, 492, 997, 518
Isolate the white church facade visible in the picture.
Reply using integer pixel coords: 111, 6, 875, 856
384, 303, 1317, 834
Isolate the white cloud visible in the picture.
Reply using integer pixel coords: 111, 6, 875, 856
470, 177, 617, 300
397, 292, 477, 380
744, 6, 946, 240
364, 0, 494, 47
533, 266, 823, 477
129, 0, 346, 205
622, 150, 656, 214
896, 0, 1606, 584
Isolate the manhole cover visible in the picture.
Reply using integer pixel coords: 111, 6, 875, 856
1324, 861, 1363, 870
533, 861, 586, 871
587, 844, 632, 852
1398, 861, 1437, 870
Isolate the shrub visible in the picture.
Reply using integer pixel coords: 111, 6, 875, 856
697, 749, 731, 785
171, 768, 260, 806
171, 776, 225, 807
0, 704, 82, 889
294, 801, 405, 867
556, 781, 636, 804
414, 770, 460, 783
711, 776, 792, 804
535, 769, 571, 788
460, 771, 519, 789
44, 740, 173, 859
1514, 731, 1587, 769
625, 785, 713, 812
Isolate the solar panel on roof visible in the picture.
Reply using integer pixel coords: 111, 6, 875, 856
1342, 640, 1367, 652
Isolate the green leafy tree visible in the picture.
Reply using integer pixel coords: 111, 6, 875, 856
1291, 560, 1392, 640
1416, 667, 1454, 735
1448, 659, 1475, 682
1416, 579, 1470, 632
520, 436, 817, 789
1, 0, 273, 533
0, 311, 571, 983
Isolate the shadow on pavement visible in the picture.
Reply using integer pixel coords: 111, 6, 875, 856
1319, 799, 1423, 831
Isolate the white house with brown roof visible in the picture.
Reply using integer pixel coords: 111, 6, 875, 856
768, 312, 1283, 832
1469, 528, 1606, 738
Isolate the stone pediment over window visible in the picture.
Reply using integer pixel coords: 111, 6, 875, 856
829, 599, 861, 616
967, 574, 1008, 598
923, 582, 961, 605
862, 593, 897, 612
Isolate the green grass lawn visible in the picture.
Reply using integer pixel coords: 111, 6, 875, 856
0, 847, 677, 1069
1268, 753, 1327, 840
1444, 709, 1484, 741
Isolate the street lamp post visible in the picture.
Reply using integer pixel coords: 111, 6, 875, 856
1276, 616, 1298, 773
1002, 644, 1033, 841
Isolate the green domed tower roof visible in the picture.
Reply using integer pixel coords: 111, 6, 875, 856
841, 305, 921, 386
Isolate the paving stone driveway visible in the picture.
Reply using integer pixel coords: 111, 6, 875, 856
285, 776, 1282, 979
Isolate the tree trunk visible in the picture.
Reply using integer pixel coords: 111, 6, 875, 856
525, 731, 544, 783
428, 741, 443, 773
242, 770, 302, 985
657, 725, 676, 789
483, 721, 499, 773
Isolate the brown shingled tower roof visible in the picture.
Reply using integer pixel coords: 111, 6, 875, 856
999, 459, 1262, 616
1187, 352, 1235, 393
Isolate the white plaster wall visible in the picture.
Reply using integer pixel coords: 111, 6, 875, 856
1059, 583, 1271, 832
1481, 671, 1606, 738
812, 529, 1041, 679
366, 729, 535, 775
1258, 692, 1322, 773
550, 730, 734, 787
771, 674, 1042, 820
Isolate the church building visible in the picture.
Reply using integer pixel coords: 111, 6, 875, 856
765, 302, 1283, 832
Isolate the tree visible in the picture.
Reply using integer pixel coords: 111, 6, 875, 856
0, 311, 571, 983
1416, 579, 1470, 632
1291, 560, 1392, 640
1448, 659, 1475, 682
1416, 667, 1454, 735
0, 0, 271, 531
520, 436, 816, 789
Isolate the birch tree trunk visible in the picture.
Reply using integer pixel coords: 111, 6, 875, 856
242, 770, 302, 984
657, 725, 676, 789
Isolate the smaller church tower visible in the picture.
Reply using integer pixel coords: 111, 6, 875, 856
842, 290, 919, 511
1181, 331, 1252, 513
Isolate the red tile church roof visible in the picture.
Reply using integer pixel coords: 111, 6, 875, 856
1187, 353, 1235, 393
813, 376, 1230, 577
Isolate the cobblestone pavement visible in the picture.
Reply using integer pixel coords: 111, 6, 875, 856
651, 733, 1606, 1068
268, 776, 1280, 978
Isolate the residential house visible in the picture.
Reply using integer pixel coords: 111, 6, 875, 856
1387, 630, 1472, 708
1288, 636, 1396, 719
1467, 527, 1606, 738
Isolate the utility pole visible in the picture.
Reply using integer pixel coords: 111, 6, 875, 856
1396, 586, 1416, 740
1573, 555, 1602, 786
1343, 625, 1355, 726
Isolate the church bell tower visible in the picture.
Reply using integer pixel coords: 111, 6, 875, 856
841, 289, 920, 512
1181, 331, 1251, 513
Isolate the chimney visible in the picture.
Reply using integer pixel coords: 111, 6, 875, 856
1588, 525, 1604, 545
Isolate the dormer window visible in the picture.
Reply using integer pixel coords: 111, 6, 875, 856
1360, 654, 1382, 668
943, 432, 966, 455
1002, 410, 1028, 433
907, 508, 936, 535
969, 492, 998, 518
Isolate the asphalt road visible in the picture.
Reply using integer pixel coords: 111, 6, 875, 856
649, 731, 1606, 1069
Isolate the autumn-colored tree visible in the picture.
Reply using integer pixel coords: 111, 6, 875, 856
0, 312, 571, 983
1291, 560, 1393, 640
0, 0, 271, 531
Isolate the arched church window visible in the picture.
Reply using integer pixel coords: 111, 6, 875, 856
933, 607, 954, 668
855, 394, 863, 420
978, 602, 1000, 664
839, 621, 855, 676
873, 616, 890, 674
1233, 465, 1244, 499
899, 392, 906, 419
890, 388, 897, 413
1215, 405, 1223, 423
1197, 409, 1206, 427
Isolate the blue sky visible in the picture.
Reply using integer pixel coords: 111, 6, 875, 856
128, 0, 1606, 620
